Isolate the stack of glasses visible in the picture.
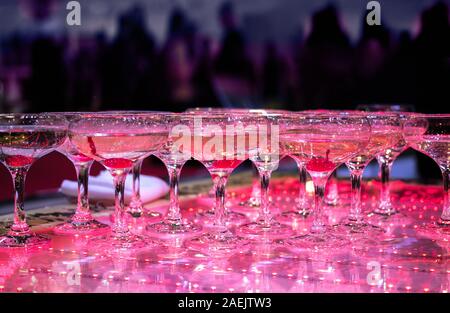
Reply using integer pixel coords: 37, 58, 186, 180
0, 108, 448, 260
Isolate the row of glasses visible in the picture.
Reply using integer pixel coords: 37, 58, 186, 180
2, 109, 448, 256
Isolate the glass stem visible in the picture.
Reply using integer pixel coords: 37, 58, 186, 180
258, 169, 273, 227
9, 166, 30, 235
440, 167, 450, 223
295, 159, 309, 211
166, 163, 182, 224
213, 174, 229, 231
73, 161, 93, 221
349, 169, 364, 224
310, 174, 329, 234
379, 160, 395, 214
250, 164, 260, 198
130, 160, 143, 207
111, 168, 130, 237
325, 171, 339, 205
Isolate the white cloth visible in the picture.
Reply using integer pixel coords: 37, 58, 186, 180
59, 171, 169, 204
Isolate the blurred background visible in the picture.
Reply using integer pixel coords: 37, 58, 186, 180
0, 0, 449, 113
0, 0, 449, 201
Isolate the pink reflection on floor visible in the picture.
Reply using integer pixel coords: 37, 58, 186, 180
0, 179, 449, 293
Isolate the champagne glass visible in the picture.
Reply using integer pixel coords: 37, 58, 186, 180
276, 151, 311, 225
324, 171, 340, 205
146, 113, 202, 240
69, 114, 168, 251
356, 104, 414, 215
302, 109, 343, 207
127, 159, 144, 217
52, 112, 108, 235
339, 112, 402, 237
404, 114, 450, 236
280, 112, 371, 250
186, 108, 289, 220
100, 110, 167, 220
0, 113, 67, 247
236, 113, 295, 241
186, 113, 254, 256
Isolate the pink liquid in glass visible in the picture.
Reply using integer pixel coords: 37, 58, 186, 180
0, 127, 66, 167
71, 132, 167, 166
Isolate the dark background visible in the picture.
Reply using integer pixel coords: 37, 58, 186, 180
0, 0, 449, 113
0, 0, 449, 200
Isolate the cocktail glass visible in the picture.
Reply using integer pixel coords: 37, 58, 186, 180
0, 113, 67, 247
404, 114, 450, 237
237, 113, 295, 241
186, 113, 254, 256
53, 112, 108, 235
146, 113, 202, 241
339, 112, 402, 239
69, 114, 168, 251
281, 112, 371, 250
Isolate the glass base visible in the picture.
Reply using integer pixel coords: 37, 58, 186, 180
197, 209, 249, 228
109, 211, 163, 224
230, 200, 260, 216
142, 210, 163, 221
187, 231, 249, 258
53, 219, 109, 236
0, 232, 50, 248
415, 222, 450, 241
239, 197, 260, 208
337, 220, 385, 236
286, 231, 349, 252
373, 206, 398, 216
276, 209, 311, 225
146, 220, 202, 240
368, 211, 413, 227
437, 218, 450, 227
127, 201, 145, 218
324, 197, 339, 206
236, 220, 294, 241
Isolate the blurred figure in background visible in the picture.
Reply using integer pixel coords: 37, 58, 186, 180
192, 37, 220, 107
381, 30, 417, 105
27, 39, 67, 114
297, 4, 354, 110
154, 7, 218, 112
0, 0, 448, 116
413, 1, 450, 114
213, 1, 256, 106
157, 34, 196, 111
261, 40, 287, 106
354, 17, 393, 105
99, 4, 157, 111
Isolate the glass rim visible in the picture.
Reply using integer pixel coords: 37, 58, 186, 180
406, 113, 450, 118
43, 110, 172, 116
283, 111, 370, 119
